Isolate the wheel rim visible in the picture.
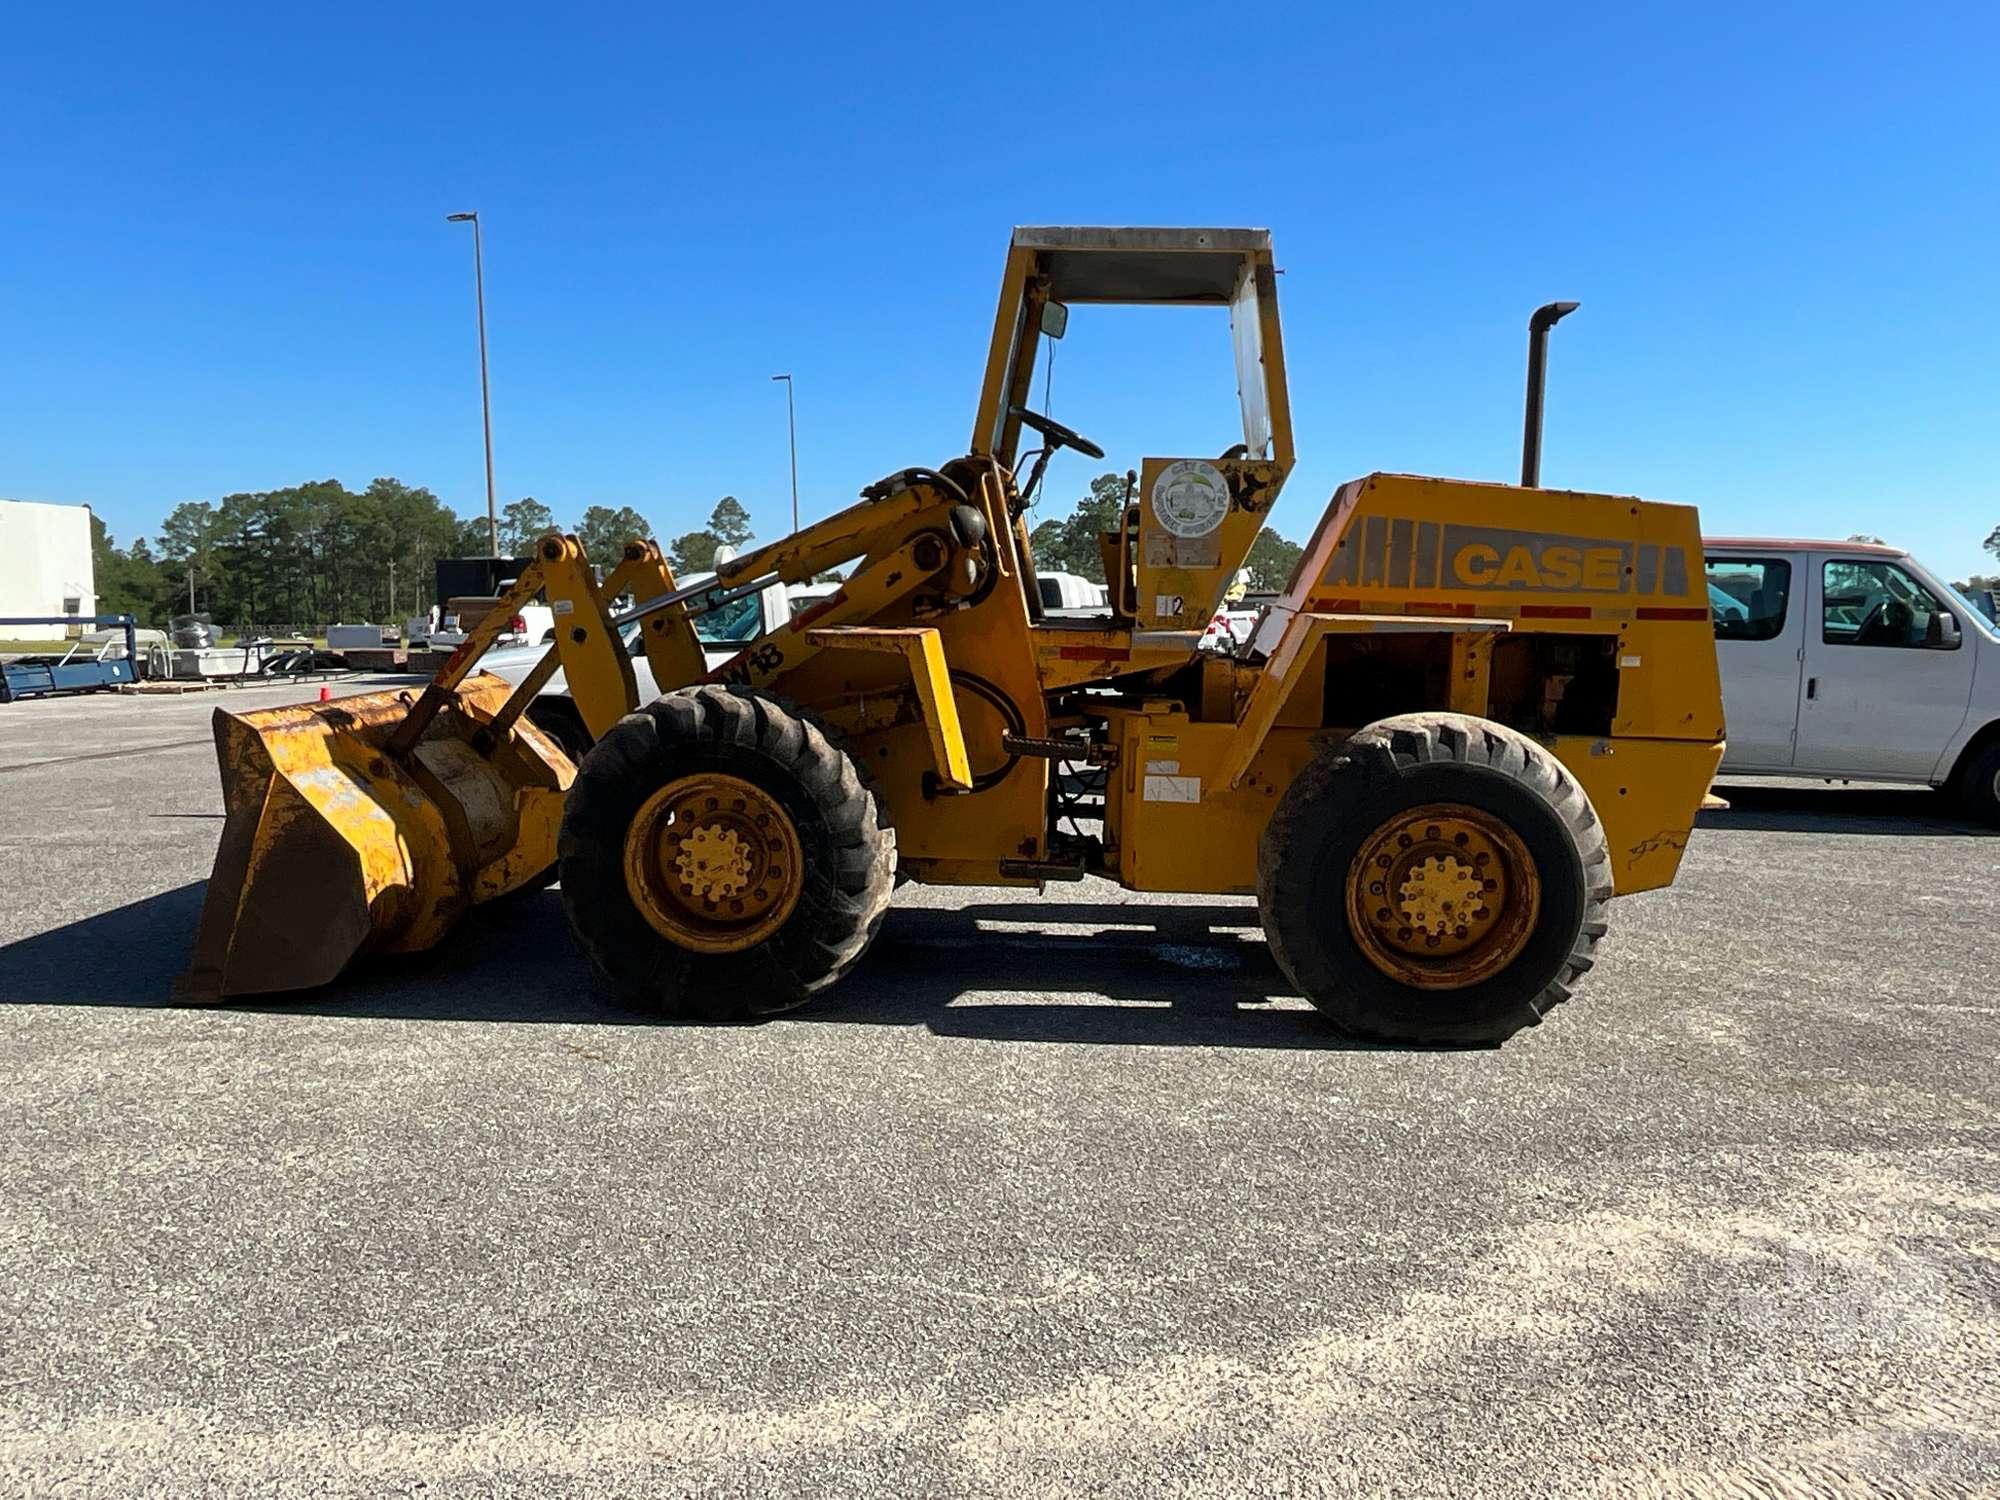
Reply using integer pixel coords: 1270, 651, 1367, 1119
1344, 802, 1541, 990
622, 773, 804, 954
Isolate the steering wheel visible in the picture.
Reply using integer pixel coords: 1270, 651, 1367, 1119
1011, 404, 1106, 460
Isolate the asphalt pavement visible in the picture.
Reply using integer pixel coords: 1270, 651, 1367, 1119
1, 681, 1996, 1497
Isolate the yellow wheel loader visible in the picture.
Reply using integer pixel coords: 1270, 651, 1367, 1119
183, 227, 1725, 1045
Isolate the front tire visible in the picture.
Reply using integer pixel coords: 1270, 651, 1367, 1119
1257, 713, 1611, 1046
1956, 740, 2000, 827
558, 686, 895, 1019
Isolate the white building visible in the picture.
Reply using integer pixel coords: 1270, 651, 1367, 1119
0, 500, 97, 640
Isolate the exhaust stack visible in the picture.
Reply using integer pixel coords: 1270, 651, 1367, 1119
1520, 299, 1580, 488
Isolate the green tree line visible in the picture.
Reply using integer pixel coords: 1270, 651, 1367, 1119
90, 485, 761, 631
88, 471, 1309, 631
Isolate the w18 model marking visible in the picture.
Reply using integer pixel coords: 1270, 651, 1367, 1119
713, 642, 785, 687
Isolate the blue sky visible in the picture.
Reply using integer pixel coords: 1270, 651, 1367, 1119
4, 2, 1996, 578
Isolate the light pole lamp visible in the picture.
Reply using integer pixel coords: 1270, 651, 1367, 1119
772, 373, 799, 534
446, 211, 499, 556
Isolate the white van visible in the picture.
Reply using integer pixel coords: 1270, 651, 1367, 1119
1704, 537, 2000, 821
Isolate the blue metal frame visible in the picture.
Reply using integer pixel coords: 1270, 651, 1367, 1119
0, 615, 139, 702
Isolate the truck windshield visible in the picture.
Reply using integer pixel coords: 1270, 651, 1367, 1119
696, 593, 763, 643
615, 575, 767, 655
1943, 580, 1999, 633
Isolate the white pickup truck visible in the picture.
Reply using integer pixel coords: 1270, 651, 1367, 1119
1034, 570, 1109, 613
481, 572, 793, 756
1704, 537, 2000, 822
426, 600, 555, 650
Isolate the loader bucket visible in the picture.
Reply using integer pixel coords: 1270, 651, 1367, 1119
177, 674, 573, 1003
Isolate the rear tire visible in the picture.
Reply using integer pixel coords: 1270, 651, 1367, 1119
558, 686, 896, 1019
1257, 713, 1611, 1046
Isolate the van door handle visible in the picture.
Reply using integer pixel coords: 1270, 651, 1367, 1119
1806, 677, 1818, 700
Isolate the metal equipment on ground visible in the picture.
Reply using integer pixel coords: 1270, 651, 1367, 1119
0, 616, 138, 701
181, 228, 1725, 1044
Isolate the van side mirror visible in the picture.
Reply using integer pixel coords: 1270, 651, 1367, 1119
1931, 610, 1962, 649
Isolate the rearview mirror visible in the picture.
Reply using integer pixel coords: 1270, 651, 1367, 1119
1932, 610, 1962, 649
1040, 300, 1069, 340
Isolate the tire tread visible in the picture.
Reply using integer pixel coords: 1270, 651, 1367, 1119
558, 684, 895, 1020
1257, 711, 1612, 1046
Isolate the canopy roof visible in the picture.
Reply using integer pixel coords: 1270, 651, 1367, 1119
1010, 227, 1272, 304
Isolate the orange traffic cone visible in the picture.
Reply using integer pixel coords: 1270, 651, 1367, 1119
318, 686, 331, 703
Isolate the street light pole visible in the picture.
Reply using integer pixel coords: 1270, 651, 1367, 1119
446, 212, 499, 556
772, 373, 799, 534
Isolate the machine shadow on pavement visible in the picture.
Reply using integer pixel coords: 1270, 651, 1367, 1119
806, 903, 1385, 1051
0, 884, 1390, 1051
1701, 783, 1996, 837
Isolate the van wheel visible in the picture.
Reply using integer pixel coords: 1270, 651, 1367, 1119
558, 685, 896, 1019
1957, 740, 2000, 827
1257, 713, 1611, 1046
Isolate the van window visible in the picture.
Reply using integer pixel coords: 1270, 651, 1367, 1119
1038, 577, 1064, 609
1822, 559, 1958, 649
1704, 557, 1790, 641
